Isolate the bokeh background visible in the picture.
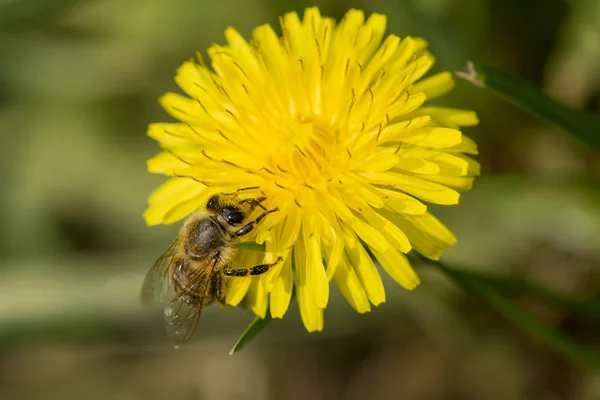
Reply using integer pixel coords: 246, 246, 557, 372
1, 0, 600, 399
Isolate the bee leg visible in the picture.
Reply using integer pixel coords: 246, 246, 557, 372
214, 274, 228, 307
221, 186, 261, 196
223, 256, 283, 277
232, 207, 279, 237
237, 197, 267, 211
234, 186, 260, 192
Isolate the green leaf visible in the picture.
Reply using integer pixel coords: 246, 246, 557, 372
432, 260, 600, 370
448, 268, 600, 319
229, 241, 276, 354
229, 311, 274, 355
230, 255, 296, 354
456, 62, 600, 149
229, 241, 271, 354
233, 241, 266, 252
230, 285, 297, 354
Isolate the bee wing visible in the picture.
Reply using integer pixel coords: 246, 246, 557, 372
163, 261, 219, 346
164, 298, 202, 346
140, 235, 183, 305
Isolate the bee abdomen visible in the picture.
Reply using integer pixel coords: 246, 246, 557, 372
171, 257, 212, 306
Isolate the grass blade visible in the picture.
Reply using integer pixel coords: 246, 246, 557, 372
433, 261, 600, 370
231, 252, 297, 354
449, 268, 600, 319
456, 62, 600, 149
230, 285, 298, 354
233, 241, 266, 252
229, 312, 273, 355
230, 241, 272, 354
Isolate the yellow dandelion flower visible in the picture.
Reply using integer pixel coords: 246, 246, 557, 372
144, 7, 480, 332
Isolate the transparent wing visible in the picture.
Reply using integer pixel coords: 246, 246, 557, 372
140, 235, 182, 305
163, 260, 219, 346
164, 298, 202, 346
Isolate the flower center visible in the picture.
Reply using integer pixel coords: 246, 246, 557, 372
262, 113, 349, 194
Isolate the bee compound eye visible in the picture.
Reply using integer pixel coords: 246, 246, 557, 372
223, 209, 244, 225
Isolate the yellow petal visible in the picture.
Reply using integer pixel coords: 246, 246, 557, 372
147, 177, 203, 207
456, 153, 481, 175
145, 185, 215, 226
333, 255, 371, 313
255, 200, 290, 245
224, 27, 252, 53
264, 239, 291, 289
270, 255, 293, 318
326, 189, 355, 222
379, 188, 427, 215
371, 247, 420, 289
247, 276, 268, 319
392, 36, 417, 70
353, 153, 399, 172
342, 225, 386, 305
360, 171, 460, 205
159, 92, 210, 124
401, 127, 462, 148
348, 217, 391, 253
408, 53, 435, 83
355, 12, 387, 63
225, 251, 260, 306
448, 134, 478, 154
146, 151, 190, 174
401, 149, 470, 176
359, 206, 412, 253
383, 210, 456, 260
325, 229, 344, 280
226, 275, 252, 306
302, 217, 329, 309
316, 202, 345, 280
395, 157, 440, 174
147, 123, 227, 148
340, 179, 386, 209
422, 175, 475, 191
147, 123, 187, 146
393, 91, 427, 116
175, 61, 224, 108
252, 24, 286, 77
412, 71, 455, 100
379, 115, 431, 143
296, 288, 324, 332
337, 9, 365, 38
295, 235, 324, 332
143, 178, 206, 225
412, 37, 429, 52
279, 205, 302, 249
419, 107, 479, 127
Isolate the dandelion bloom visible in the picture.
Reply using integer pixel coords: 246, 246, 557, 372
144, 7, 479, 332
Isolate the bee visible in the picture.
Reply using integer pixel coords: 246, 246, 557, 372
141, 189, 282, 345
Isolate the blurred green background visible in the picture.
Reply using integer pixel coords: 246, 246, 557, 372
1, 0, 600, 399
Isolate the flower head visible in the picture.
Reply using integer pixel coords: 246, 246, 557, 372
144, 7, 479, 331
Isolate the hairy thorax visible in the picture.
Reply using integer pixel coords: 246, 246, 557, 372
171, 214, 237, 305
184, 217, 227, 260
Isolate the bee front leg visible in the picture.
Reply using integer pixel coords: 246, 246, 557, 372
237, 197, 267, 211
232, 207, 279, 237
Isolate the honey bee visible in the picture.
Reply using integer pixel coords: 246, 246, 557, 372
141, 189, 281, 345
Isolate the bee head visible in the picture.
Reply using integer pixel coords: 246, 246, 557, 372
206, 194, 246, 226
